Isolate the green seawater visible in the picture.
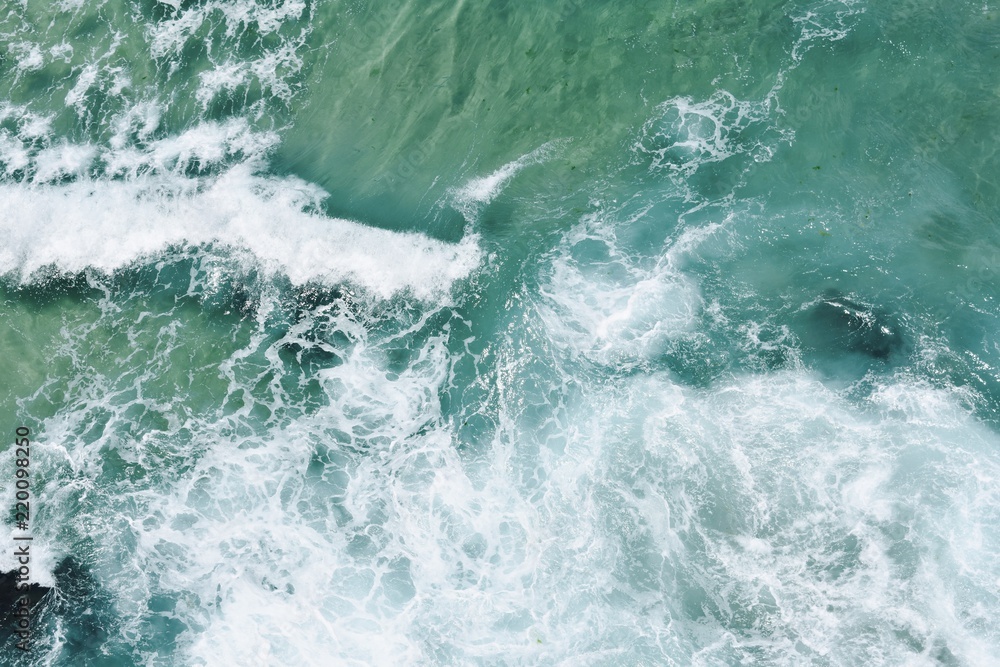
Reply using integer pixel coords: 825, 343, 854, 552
1, 0, 999, 664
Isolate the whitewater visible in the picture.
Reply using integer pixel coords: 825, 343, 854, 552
2, 0, 999, 665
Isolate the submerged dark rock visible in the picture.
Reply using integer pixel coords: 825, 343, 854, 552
0, 570, 50, 605
0, 569, 51, 640
279, 341, 343, 373
1, 556, 123, 655
803, 290, 906, 361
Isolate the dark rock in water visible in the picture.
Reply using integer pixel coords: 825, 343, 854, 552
0, 556, 119, 653
804, 290, 905, 360
49, 556, 114, 656
0, 569, 51, 638
279, 341, 343, 373
0, 569, 51, 608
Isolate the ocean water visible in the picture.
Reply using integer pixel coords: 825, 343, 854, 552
1, 0, 1000, 664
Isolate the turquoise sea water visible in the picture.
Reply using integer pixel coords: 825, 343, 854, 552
2, 0, 1000, 664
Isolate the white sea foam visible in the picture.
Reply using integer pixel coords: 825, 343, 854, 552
4, 0, 995, 664
38, 319, 995, 666
538, 215, 712, 365
32, 142, 98, 182
0, 166, 481, 300
632, 0, 863, 191
635, 90, 783, 181
197, 63, 250, 107
65, 64, 100, 112
449, 142, 560, 222
9, 41, 44, 72
0, 101, 277, 181
16, 287, 1000, 664
147, 0, 310, 104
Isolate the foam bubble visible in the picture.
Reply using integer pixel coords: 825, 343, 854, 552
33, 142, 97, 182
10, 41, 45, 72
65, 64, 100, 111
